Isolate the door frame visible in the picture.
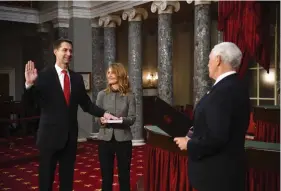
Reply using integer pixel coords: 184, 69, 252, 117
0, 68, 15, 100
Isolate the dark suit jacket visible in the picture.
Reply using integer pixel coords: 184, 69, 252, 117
24, 66, 105, 150
187, 74, 250, 191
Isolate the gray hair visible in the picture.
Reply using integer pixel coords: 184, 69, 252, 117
211, 42, 242, 69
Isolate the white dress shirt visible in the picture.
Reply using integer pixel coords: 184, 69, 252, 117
213, 71, 236, 87
25, 64, 71, 91
54, 64, 71, 91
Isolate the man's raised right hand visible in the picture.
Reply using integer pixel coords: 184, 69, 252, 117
25, 60, 38, 85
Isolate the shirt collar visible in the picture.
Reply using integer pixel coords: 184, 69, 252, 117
55, 64, 68, 75
213, 71, 236, 86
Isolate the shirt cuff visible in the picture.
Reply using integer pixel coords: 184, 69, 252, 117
25, 83, 33, 89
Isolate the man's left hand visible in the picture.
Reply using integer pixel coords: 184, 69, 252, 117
174, 137, 190, 150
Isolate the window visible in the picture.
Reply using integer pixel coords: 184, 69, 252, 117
248, 24, 279, 106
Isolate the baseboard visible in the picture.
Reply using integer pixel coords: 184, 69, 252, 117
132, 139, 145, 146
77, 138, 87, 142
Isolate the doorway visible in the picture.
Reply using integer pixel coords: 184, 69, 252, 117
0, 68, 15, 101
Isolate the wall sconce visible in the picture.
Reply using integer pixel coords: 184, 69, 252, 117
145, 72, 158, 88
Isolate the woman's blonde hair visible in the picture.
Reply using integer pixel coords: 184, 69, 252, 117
104, 63, 131, 95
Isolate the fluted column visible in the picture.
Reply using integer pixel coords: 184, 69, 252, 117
193, 1, 212, 106
99, 15, 121, 68
91, 19, 106, 135
151, 1, 180, 105
123, 8, 148, 146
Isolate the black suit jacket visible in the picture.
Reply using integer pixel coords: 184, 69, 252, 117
187, 74, 250, 191
24, 66, 105, 150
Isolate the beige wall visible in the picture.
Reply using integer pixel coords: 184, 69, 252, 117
116, 20, 219, 106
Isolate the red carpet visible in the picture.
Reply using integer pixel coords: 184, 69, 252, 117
0, 137, 144, 191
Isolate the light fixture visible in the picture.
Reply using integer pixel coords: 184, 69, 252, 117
145, 72, 158, 88
262, 69, 275, 85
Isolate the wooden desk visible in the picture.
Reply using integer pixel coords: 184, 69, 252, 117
144, 126, 280, 191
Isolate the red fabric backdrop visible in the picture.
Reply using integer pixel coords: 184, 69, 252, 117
218, 1, 271, 78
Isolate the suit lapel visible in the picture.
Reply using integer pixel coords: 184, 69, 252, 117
193, 74, 237, 115
69, 70, 75, 106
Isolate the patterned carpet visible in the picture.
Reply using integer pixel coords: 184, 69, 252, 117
0, 137, 144, 191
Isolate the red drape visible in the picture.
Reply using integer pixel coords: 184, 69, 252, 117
218, 1, 271, 78
144, 144, 196, 191
255, 120, 280, 143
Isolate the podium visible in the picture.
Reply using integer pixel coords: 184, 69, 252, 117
142, 97, 280, 191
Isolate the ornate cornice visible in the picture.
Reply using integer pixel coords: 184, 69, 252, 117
0, 5, 39, 24
151, 1, 180, 14
99, 15, 121, 28
52, 18, 69, 28
122, 8, 148, 22
91, 18, 100, 28
0, 1, 148, 24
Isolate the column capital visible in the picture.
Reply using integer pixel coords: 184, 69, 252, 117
151, 1, 180, 14
99, 15, 121, 28
52, 18, 69, 28
122, 7, 148, 22
193, 0, 211, 6
91, 18, 100, 28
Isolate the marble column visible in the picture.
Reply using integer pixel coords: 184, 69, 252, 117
193, 1, 212, 106
37, 23, 52, 68
151, 1, 180, 105
91, 19, 106, 135
51, 19, 69, 66
218, 31, 223, 43
52, 19, 69, 39
99, 15, 121, 68
122, 8, 148, 146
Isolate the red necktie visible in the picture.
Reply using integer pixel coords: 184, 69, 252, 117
62, 70, 70, 106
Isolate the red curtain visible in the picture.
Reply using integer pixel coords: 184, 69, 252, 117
144, 144, 196, 191
255, 120, 280, 143
218, 1, 271, 78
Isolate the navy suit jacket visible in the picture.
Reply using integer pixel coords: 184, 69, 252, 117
187, 74, 250, 191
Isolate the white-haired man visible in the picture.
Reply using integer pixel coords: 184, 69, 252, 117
174, 42, 250, 191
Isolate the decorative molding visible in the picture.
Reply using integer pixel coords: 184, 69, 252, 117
0, 1, 149, 24
99, 15, 121, 28
186, 0, 215, 5
91, 18, 100, 28
194, 1, 211, 5
151, 1, 180, 14
0, 5, 39, 24
122, 7, 148, 22
91, 1, 148, 18
52, 18, 69, 28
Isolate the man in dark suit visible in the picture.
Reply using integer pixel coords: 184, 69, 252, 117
174, 42, 250, 191
24, 39, 118, 191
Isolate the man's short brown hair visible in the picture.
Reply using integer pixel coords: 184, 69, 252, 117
53, 38, 72, 50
